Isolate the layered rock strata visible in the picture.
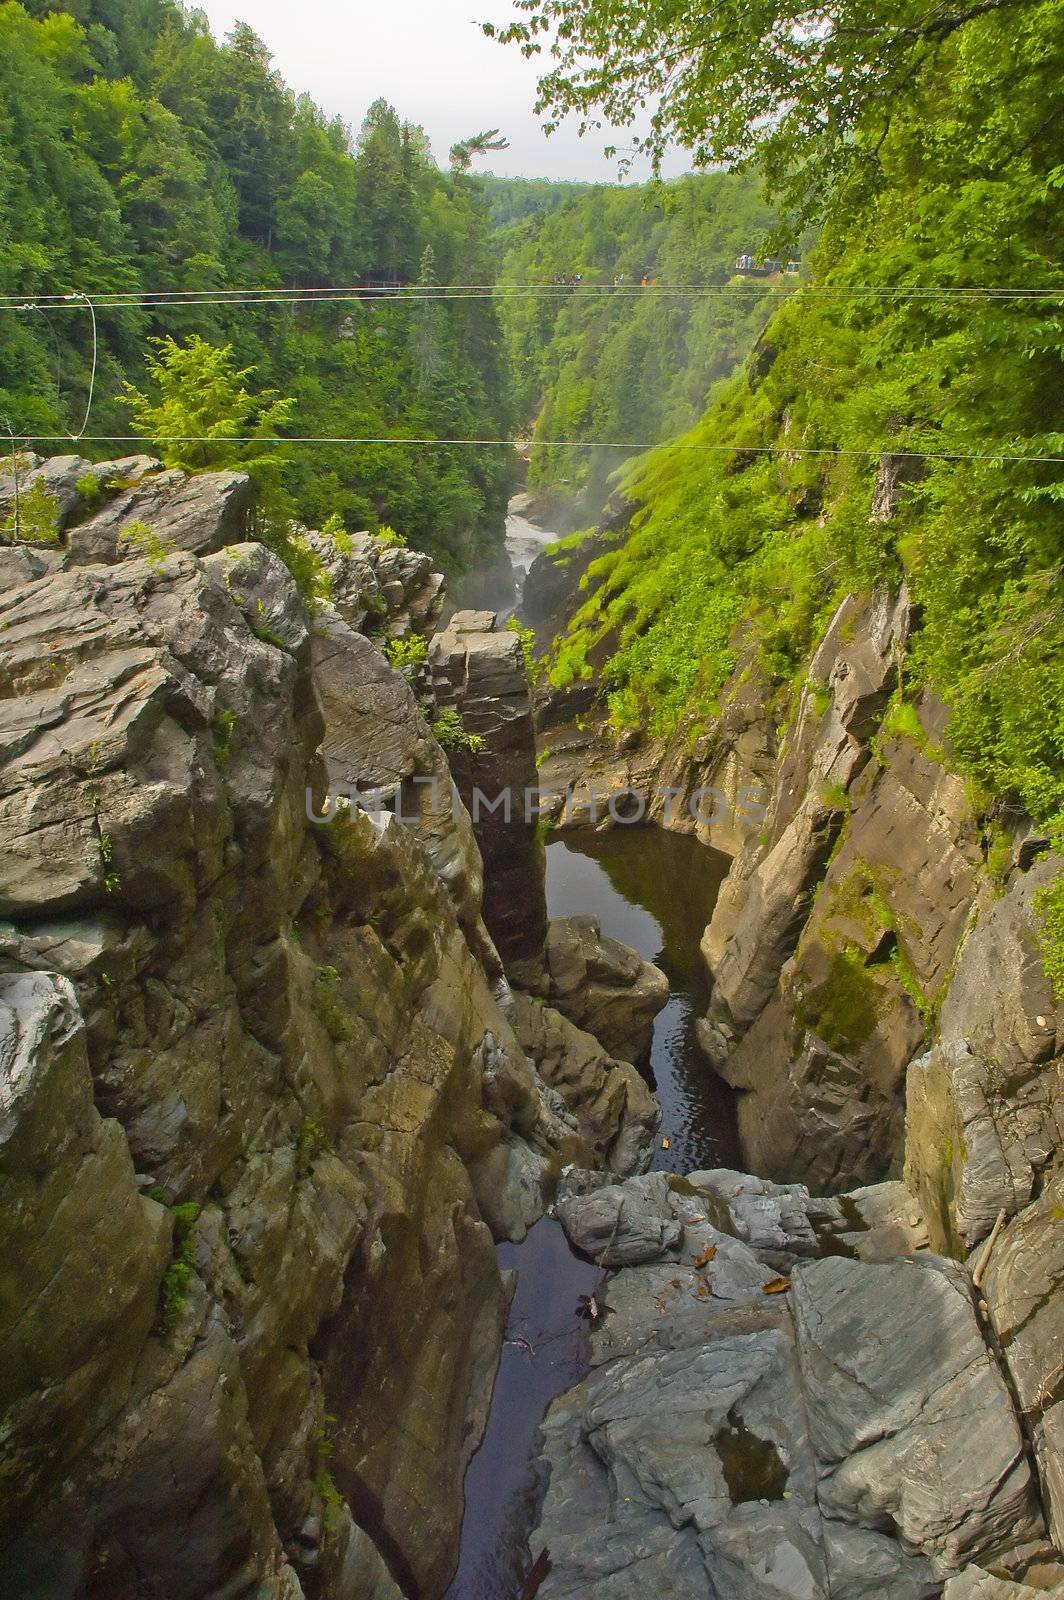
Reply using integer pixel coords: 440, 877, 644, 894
0, 462, 655, 1600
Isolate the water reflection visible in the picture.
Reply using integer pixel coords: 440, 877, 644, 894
445, 826, 737, 1599
441, 1217, 599, 1600
545, 827, 740, 1172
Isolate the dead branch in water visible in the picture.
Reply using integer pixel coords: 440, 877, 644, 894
517, 1547, 551, 1599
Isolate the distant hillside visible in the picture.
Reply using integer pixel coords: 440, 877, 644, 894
492, 171, 782, 514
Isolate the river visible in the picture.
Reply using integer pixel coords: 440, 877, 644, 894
443, 826, 737, 1600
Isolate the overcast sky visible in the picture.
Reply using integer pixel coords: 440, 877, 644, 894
196, 0, 687, 183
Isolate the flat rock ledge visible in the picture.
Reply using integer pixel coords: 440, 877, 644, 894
529, 1167, 1058, 1600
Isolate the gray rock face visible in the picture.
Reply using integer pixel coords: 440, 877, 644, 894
0, 452, 162, 530
429, 609, 548, 975
0, 525, 656, 1599
66, 467, 252, 563
555, 1171, 683, 1263
531, 1169, 1016, 1600
0, 970, 171, 1548
983, 1168, 1064, 1554
713, 710, 980, 1191
702, 586, 910, 1037
544, 914, 669, 1062
310, 605, 488, 953
305, 527, 444, 636
905, 855, 1064, 1254
792, 1254, 1040, 1575
508, 992, 659, 1175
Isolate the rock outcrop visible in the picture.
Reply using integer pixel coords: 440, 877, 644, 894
306, 526, 445, 637
0, 462, 655, 1600
905, 853, 1064, 1254
532, 1167, 1053, 1599
429, 609, 549, 980
542, 913, 669, 1063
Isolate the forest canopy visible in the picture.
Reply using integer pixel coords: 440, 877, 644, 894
0, 0, 514, 571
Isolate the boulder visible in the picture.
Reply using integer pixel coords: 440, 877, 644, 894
792, 1254, 1042, 1575
508, 991, 658, 1175
554, 1171, 682, 1264
66, 467, 252, 563
545, 914, 669, 1062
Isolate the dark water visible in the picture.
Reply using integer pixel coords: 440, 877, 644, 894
444, 826, 737, 1599
544, 827, 740, 1173
441, 1217, 600, 1600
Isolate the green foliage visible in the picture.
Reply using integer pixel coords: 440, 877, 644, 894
213, 706, 236, 765
506, 616, 539, 677
490, 0, 1052, 227
374, 524, 407, 548
312, 1419, 345, 1541
121, 334, 294, 485
1035, 869, 1064, 1001
119, 519, 171, 569
540, 1, 1064, 847
160, 1201, 201, 1330
296, 1114, 328, 1171
496, 170, 781, 516
321, 510, 353, 556
313, 964, 354, 1042
796, 949, 882, 1052
2, 477, 60, 544
431, 706, 487, 754
0, 2, 514, 577
96, 831, 120, 894
75, 471, 103, 508
384, 633, 428, 672
259, 519, 330, 609
881, 698, 947, 765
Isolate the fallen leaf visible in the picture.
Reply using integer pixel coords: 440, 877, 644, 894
576, 1293, 614, 1323
695, 1282, 710, 1300
691, 1243, 717, 1269
660, 1137, 671, 1149
762, 1276, 791, 1295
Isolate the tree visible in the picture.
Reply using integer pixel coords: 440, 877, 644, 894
449, 127, 509, 174
487, 0, 1045, 220
121, 334, 293, 484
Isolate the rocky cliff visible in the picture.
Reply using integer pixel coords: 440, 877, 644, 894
522, 458, 1064, 1588
0, 457, 657, 1600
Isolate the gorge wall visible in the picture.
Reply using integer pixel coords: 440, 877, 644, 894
0, 456, 658, 1600
523, 458, 1064, 1591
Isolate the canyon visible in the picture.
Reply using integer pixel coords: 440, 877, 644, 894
0, 455, 1062, 1600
